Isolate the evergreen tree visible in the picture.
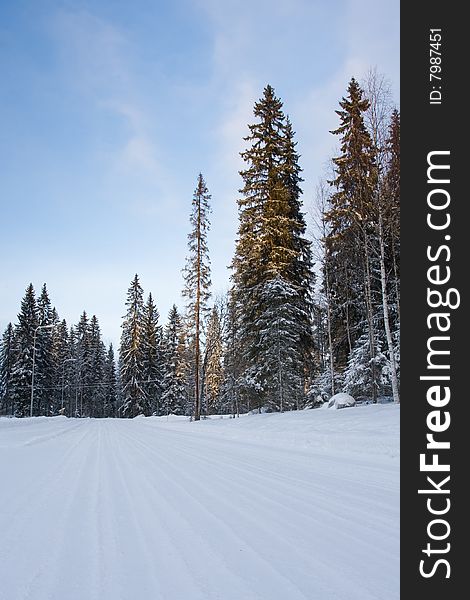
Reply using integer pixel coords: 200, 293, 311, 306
256, 276, 306, 411
231, 85, 314, 411
182, 174, 212, 420
0, 323, 15, 416
35, 284, 55, 415
203, 306, 224, 415
10, 284, 38, 417
142, 293, 163, 415
343, 332, 389, 400
326, 77, 379, 400
75, 312, 92, 417
384, 109, 400, 325
103, 344, 117, 417
161, 305, 186, 416
67, 325, 80, 416
51, 319, 70, 415
119, 275, 148, 417
89, 315, 106, 417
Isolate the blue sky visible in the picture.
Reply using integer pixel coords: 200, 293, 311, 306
0, 0, 399, 348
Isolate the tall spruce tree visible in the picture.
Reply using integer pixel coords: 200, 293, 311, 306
161, 305, 186, 416
10, 284, 38, 416
182, 174, 212, 421
0, 323, 15, 416
51, 318, 69, 415
203, 306, 224, 415
89, 315, 106, 417
35, 284, 55, 415
326, 77, 379, 401
142, 293, 163, 415
119, 275, 148, 417
231, 85, 314, 411
75, 312, 91, 417
103, 344, 117, 417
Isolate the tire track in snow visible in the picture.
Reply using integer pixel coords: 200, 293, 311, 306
142, 424, 398, 541
123, 421, 398, 600
1, 424, 96, 600
0, 422, 91, 546
118, 423, 340, 600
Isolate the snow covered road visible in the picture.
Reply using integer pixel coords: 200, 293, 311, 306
0, 406, 399, 600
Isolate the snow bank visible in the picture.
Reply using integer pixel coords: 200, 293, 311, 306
148, 403, 399, 460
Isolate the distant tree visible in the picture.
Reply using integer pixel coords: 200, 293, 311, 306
89, 315, 106, 417
203, 305, 224, 415
161, 305, 186, 416
75, 312, 92, 417
103, 344, 117, 418
9, 284, 38, 417
51, 318, 70, 415
0, 323, 15, 416
119, 275, 148, 417
35, 284, 55, 415
182, 174, 212, 420
142, 293, 163, 415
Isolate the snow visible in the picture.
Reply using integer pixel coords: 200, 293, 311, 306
0, 404, 399, 600
328, 392, 356, 409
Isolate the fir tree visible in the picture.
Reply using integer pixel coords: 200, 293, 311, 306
256, 276, 307, 411
0, 323, 15, 416
89, 315, 106, 417
326, 77, 379, 400
51, 319, 70, 415
231, 85, 314, 410
343, 332, 389, 400
119, 275, 148, 417
203, 306, 224, 415
142, 293, 163, 415
161, 305, 186, 416
103, 344, 117, 417
35, 284, 55, 415
182, 174, 212, 421
10, 284, 38, 417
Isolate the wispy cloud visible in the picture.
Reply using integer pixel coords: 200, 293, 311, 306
51, 9, 161, 176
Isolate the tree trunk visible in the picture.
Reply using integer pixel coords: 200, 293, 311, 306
379, 212, 400, 403
194, 195, 202, 421
363, 232, 378, 403
324, 261, 336, 396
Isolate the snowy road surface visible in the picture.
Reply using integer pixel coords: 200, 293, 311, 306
0, 406, 399, 600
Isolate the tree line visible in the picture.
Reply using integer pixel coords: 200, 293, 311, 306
0, 72, 400, 418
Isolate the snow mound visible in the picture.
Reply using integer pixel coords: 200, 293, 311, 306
328, 393, 355, 409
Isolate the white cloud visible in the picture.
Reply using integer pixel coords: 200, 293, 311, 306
51, 9, 163, 176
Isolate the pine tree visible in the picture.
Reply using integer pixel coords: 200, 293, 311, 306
67, 325, 80, 416
75, 312, 91, 417
384, 109, 400, 325
35, 284, 55, 415
326, 77, 379, 400
231, 85, 314, 411
161, 305, 186, 416
51, 319, 70, 415
103, 344, 117, 417
182, 174, 212, 421
10, 284, 38, 417
343, 332, 389, 400
119, 275, 148, 417
203, 306, 224, 415
142, 293, 163, 415
0, 323, 15, 416
89, 315, 106, 417
256, 276, 307, 411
